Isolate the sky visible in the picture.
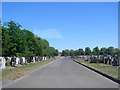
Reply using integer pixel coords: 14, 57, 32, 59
2, 2, 118, 52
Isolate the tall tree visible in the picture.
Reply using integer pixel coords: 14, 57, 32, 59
74, 50, 79, 56
114, 48, 120, 56
69, 49, 75, 56
78, 48, 84, 55
61, 49, 70, 56
106, 46, 115, 55
85, 47, 91, 55
100, 47, 107, 56
2, 21, 58, 57
92, 46, 100, 55
2, 21, 22, 56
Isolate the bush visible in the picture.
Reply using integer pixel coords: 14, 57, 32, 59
5, 61, 11, 66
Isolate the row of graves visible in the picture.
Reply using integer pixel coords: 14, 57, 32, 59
71, 55, 120, 66
0, 56, 57, 69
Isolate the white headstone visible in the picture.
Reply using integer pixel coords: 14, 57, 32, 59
0, 57, 6, 69
7, 57, 12, 62
22, 57, 25, 63
16, 57, 19, 65
42, 57, 44, 60
45, 57, 46, 60
33, 57, 35, 63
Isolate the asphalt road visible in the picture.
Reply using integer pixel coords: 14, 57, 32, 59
3, 57, 118, 88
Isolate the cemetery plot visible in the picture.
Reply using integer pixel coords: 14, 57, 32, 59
2, 58, 56, 81
73, 59, 118, 79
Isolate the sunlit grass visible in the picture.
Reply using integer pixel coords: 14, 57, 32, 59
73, 59, 119, 79
2, 58, 57, 81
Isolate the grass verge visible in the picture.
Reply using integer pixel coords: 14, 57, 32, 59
2, 58, 57, 81
73, 59, 119, 79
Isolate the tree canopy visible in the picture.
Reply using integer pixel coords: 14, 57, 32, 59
2, 21, 58, 57
62, 46, 120, 56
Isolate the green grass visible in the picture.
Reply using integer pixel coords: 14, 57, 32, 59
73, 59, 119, 79
2, 58, 57, 81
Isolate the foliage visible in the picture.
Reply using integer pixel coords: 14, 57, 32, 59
69, 50, 75, 57
2, 21, 58, 57
114, 48, 120, 56
78, 48, 84, 55
5, 61, 10, 66
100, 47, 107, 56
74, 59, 118, 79
61, 49, 70, 56
106, 46, 115, 55
74, 50, 79, 56
92, 46, 100, 55
62, 46, 120, 56
85, 47, 91, 55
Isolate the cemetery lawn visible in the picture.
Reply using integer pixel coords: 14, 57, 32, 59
2, 59, 57, 81
73, 59, 118, 79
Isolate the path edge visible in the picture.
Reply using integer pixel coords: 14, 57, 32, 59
72, 59, 120, 84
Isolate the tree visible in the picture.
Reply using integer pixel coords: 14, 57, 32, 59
20, 29, 36, 57
78, 48, 84, 55
74, 50, 79, 56
42, 39, 50, 56
2, 21, 58, 57
114, 48, 120, 56
106, 46, 115, 55
61, 49, 70, 56
49, 47, 58, 56
2, 21, 22, 56
100, 47, 107, 56
34, 36, 44, 56
85, 47, 91, 55
69, 50, 75, 56
92, 46, 100, 55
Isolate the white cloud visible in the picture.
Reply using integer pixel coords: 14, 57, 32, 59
33, 28, 63, 39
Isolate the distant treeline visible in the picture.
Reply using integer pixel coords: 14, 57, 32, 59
62, 47, 120, 56
2, 21, 58, 57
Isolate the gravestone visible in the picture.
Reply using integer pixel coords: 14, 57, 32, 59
20, 57, 26, 64
42, 57, 45, 60
7, 57, 12, 62
15, 57, 19, 67
10, 57, 15, 66
22, 57, 25, 64
0, 57, 6, 69
45, 57, 47, 60
118, 57, 120, 66
33, 57, 35, 63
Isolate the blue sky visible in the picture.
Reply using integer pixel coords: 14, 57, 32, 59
2, 2, 118, 52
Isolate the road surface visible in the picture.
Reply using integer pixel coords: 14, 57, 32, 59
3, 57, 118, 88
